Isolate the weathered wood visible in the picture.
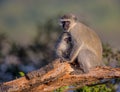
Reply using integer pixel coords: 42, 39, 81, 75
0, 59, 120, 92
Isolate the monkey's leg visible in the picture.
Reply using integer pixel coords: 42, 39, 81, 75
78, 49, 100, 73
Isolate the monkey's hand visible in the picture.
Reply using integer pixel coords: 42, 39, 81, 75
60, 57, 70, 63
60, 57, 66, 63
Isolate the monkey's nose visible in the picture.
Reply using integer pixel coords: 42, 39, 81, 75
64, 25, 69, 30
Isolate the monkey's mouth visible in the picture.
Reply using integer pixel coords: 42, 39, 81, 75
63, 25, 69, 30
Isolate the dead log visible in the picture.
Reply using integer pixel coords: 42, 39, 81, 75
0, 59, 120, 92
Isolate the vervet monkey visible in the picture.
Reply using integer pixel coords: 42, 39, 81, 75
55, 32, 73, 60
58, 14, 104, 73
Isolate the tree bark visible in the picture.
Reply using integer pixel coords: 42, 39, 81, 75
0, 59, 120, 92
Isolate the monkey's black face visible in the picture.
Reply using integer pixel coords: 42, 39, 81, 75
61, 21, 70, 30
64, 37, 72, 43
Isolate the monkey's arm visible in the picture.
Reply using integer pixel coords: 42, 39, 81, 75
69, 39, 83, 63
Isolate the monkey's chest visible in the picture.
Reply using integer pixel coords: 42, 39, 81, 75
62, 37, 73, 58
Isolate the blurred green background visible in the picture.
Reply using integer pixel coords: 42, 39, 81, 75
0, 0, 120, 91
0, 0, 120, 48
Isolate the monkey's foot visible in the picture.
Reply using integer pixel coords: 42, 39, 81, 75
70, 64, 83, 75
59, 58, 69, 63
70, 69, 83, 75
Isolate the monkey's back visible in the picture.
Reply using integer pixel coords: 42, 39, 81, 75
70, 22, 103, 63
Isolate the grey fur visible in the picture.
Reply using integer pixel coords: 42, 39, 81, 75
55, 32, 73, 60
69, 21, 104, 72
56, 14, 104, 73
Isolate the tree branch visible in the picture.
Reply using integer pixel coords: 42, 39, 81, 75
0, 59, 120, 92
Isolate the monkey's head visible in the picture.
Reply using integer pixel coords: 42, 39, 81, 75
60, 14, 77, 32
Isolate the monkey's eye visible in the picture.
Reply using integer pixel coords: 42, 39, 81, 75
64, 38, 69, 43
65, 21, 70, 24
61, 21, 70, 25
64, 37, 71, 43
68, 37, 71, 41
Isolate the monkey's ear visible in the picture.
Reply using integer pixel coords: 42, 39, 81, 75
70, 13, 78, 21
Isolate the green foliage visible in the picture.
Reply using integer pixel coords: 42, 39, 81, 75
74, 84, 112, 92
103, 44, 120, 66
19, 72, 25, 77
54, 84, 113, 92
54, 86, 69, 92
